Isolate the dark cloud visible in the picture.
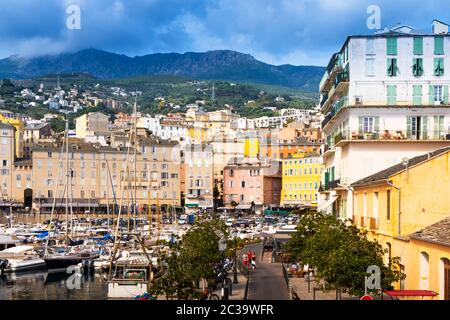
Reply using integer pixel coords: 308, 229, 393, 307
0, 0, 449, 65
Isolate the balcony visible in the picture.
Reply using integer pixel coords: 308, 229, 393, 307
333, 129, 450, 147
322, 179, 341, 191
322, 96, 349, 129
320, 53, 344, 93
320, 68, 349, 113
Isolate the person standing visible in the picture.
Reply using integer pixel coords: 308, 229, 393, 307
251, 255, 256, 270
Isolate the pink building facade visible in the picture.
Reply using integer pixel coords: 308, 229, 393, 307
223, 161, 281, 212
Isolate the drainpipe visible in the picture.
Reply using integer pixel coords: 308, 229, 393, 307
386, 180, 401, 236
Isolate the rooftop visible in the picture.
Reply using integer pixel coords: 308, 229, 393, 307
409, 217, 450, 247
351, 147, 450, 187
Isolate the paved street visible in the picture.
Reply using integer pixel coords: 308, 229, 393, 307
244, 243, 290, 300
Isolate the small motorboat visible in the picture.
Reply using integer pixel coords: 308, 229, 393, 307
0, 245, 46, 272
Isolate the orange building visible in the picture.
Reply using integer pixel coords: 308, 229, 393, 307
259, 137, 322, 160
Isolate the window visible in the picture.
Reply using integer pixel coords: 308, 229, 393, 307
359, 116, 379, 133
435, 36, 444, 55
387, 85, 397, 105
386, 37, 397, 55
387, 58, 397, 76
412, 58, 423, 76
366, 38, 375, 55
433, 115, 445, 139
413, 85, 423, 106
413, 36, 423, 55
386, 190, 391, 220
407, 116, 428, 140
433, 85, 444, 103
434, 58, 444, 76
373, 192, 379, 219
366, 59, 376, 76
241, 181, 246, 188
48, 152, 52, 158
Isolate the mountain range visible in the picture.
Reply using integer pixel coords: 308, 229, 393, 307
0, 49, 325, 92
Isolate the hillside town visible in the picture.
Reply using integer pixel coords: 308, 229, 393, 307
1, 18, 450, 302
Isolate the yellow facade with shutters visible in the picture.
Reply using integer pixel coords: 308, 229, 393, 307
352, 148, 450, 299
281, 151, 321, 207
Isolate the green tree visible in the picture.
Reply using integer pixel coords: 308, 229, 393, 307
285, 212, 405, 296
151, 218, 228, 299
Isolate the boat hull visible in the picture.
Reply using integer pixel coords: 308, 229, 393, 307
107, 282, 148, 299
8, 259, 47, 272
44, 255, 99, 271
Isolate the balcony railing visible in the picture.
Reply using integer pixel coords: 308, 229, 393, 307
320, 67, 349, 112
322, 179, 340, 191
320, 53, 344, 93
332, 129, 450, 144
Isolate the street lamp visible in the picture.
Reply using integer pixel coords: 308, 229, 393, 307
218, 237, 228, 300
233, 229, 238, 284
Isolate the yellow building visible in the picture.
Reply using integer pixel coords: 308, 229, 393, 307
281, 151, 321, 207
244, 137, 259, 158
0, 113, 23, 158
188, 126, 209, 143
351, 147, 450, 299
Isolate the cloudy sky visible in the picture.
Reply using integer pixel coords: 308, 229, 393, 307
0, 0, 449, 66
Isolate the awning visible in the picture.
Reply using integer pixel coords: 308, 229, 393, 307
383, 290, 438, 297
263, 209, 289, 216
185, 203, 199, 208
318, 195, 338, 212
236, 204, 252, 210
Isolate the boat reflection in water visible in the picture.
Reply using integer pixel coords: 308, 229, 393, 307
0, 269, 108, 300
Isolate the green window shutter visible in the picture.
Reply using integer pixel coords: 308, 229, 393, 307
406, 116, 412, 139
433, 115, 439, 139
435, 36, 444, 55
413, 37, 423, 55
374, 117, 380, 132
387, 58, 397, 76
421, 116, 428, 140
434, 58, 444, 76
440, 116, 444, 139
413, 58, 423, 76
387, 37, 397, 55
331, 167, 335, 181
358, 117, 363, 134
413, 85, 422, 105
418, 58, 423, 76
429, 85, 435, 105
387, 85, 397, 105
444, 85, 449, 104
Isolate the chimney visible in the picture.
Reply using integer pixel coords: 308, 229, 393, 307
432, 19, 449, 34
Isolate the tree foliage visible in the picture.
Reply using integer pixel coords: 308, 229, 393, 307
151, 218, 228, 299
285, 212, 405, 296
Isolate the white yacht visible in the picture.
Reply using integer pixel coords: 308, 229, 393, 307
0, 245, 46, 272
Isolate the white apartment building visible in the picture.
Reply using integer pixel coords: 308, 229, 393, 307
319, 20, 450, 219
137, 115, 189, 141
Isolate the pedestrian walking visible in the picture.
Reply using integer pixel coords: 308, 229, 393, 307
251, 256, 256, 269
243, 253, 249, 268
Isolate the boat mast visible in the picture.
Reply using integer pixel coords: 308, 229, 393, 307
133, 98, 138, 232
65, 117, 69, 247
147, 168, 151, 241
106, 159, 110, 231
